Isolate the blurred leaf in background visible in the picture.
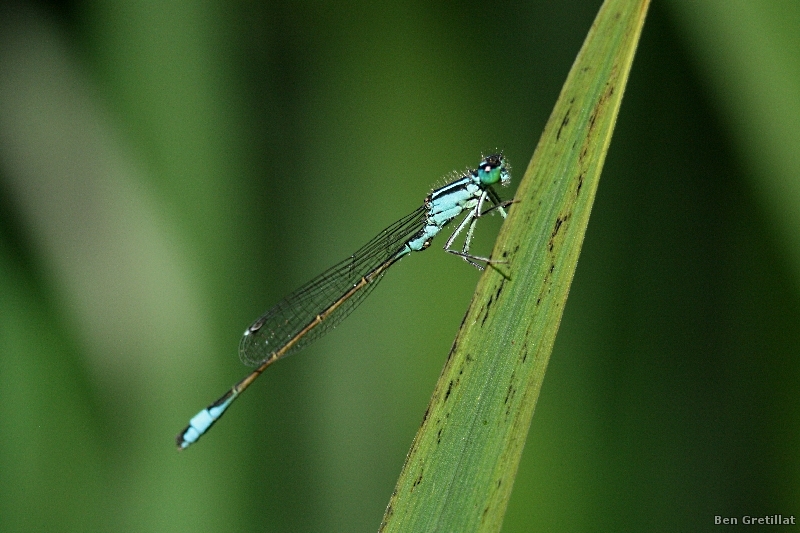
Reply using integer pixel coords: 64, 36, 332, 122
0, 1, 797, 532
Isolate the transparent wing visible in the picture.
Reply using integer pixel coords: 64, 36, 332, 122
239, 205, 428, 367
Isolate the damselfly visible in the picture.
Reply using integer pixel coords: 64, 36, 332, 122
176, 154, 512, 449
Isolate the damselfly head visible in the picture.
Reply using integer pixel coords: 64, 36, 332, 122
477, 153, 511, 187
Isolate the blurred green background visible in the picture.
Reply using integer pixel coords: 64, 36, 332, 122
1, 0, 798, 531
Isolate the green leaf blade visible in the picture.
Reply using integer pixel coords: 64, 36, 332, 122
380, 1, 651, 531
